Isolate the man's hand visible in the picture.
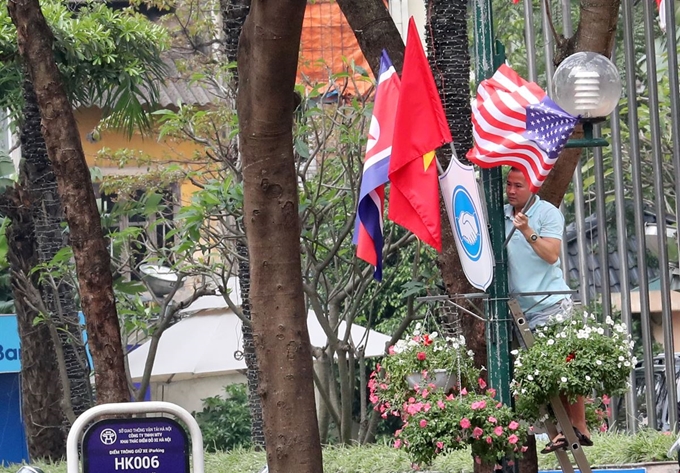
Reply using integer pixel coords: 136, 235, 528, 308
512, 212, 531, 237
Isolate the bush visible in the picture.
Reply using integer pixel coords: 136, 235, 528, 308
194, 383, 252, 452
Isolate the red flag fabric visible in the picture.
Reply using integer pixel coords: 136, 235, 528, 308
387, 17, 452, 252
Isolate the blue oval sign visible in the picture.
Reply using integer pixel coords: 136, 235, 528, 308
452, 185, 483, 261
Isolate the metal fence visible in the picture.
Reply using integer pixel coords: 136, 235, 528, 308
517, 0, 680, 432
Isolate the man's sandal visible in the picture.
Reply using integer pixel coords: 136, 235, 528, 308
574, 427, 594, 447
540, 435, 568, 454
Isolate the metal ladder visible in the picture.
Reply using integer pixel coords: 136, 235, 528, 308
508, 299, 593, 473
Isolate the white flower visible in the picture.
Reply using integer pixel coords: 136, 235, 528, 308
606, 316, 614, 325
597, 327, 605, 335
618, 356, 625, 361
624, 361, 631, 367
561, 377, 568, 383
467, 350, 475, 357
596, 360, 602, 365
527, 375, 534, 381
459, 335, 466, 345
537, 332, 545, 338
511, 350, 519, 355
534, 370, 540, 375
632, 356, 638, 365
430, 332, 438, 339
585, 375, 591, 381
555, 314, 564, 322
415, 322, 422, 330
547, 339, 555, 346
514, 360, 522, 367
521, 388, 527, 394
408, 340, 418, 347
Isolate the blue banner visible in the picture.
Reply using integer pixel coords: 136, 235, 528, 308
0, 315, 20, 373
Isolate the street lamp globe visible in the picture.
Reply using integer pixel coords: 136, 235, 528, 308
552, 51, 622, 119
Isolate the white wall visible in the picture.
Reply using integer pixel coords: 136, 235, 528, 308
150, 372, 248, 414
389, 0, 426, 42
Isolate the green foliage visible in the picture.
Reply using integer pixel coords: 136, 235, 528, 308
1, 430, 679, 472
194, 384, 252, 453
512, 309, 635, 422
0, 0, 170, 135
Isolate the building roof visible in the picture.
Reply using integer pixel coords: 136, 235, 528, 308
563, 206, 671, 301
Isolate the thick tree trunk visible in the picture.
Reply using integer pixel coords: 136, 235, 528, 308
539, 0, 621, 206
8, 0, 129, 404
334, 0, 405, 76
237, 0, 323, 470
21, 78, 93, 416
2, 185, 66, 460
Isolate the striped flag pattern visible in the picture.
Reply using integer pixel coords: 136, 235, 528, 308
353, 51, 401, 281
466, 64, 578, 193
657, 0, 667, 32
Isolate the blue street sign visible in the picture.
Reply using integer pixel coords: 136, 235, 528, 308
0, 315, 20, 373
83, 417, 189, 473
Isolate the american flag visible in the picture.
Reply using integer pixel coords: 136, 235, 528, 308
467, 64, 578, 193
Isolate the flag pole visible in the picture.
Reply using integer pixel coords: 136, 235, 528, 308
435, 142, 458, 175
502, 193, 536, 248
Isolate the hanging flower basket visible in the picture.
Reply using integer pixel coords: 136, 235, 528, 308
406, 369, 457, 391
369, 324, 529, 468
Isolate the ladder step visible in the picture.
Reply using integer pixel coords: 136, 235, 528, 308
508, 299, 593, 473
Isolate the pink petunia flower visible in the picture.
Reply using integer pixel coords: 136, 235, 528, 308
417, 352, 427, 361
394, 439, 402, 449
460, 387, 468, 395
388, 345, 395, 355
521, 446, 528, 452
421, 389, 429, 398
508, 421, 519, 430
475, 457, 482, 464
496, 402, 503, 408
472, 427, 484, 438
488, 416, 497, 424
436, 441, 444, 450
419, 419, 428, 428
423, 403, 431, 412
487, 388, 497, 398
460, 418, 471, 429
478, 378, 487, 389
494, 426, 503, 436
508, 434, 519, 444
437, 400, 446, 409
486, 436, 493, 444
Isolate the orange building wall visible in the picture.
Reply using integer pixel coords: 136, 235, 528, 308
75, 107, 201, 205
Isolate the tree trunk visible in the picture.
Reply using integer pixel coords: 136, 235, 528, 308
237, 0, 323, 470
221, 0, 265, 448
8, 0, 129, 404
334, 0, 405, 76
538, 0, 621, 206
2, 184, 66, 460
237, 240, 266, 448
21, 77, 93, 416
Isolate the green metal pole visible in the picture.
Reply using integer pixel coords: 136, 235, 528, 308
473, 0, 512, 406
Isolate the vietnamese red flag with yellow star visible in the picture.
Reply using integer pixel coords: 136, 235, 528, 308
387, 17, 452, 252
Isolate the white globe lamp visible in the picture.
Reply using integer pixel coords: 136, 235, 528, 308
552, 52, 622, 120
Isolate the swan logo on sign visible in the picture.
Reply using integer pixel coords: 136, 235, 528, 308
452, 186, 482, 261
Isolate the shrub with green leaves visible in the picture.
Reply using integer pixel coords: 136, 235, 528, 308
194, 384, 252, 452
512, 310, 635, 422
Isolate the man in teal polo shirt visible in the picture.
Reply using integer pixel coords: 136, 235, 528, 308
505, 167, 592, 453
504, 167, 572, 329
